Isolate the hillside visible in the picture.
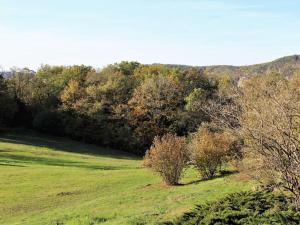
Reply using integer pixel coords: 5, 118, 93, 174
0, 131, 253, 225
3, 55, 300, 81
163, 55, 300, 78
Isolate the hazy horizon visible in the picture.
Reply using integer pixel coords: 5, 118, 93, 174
1, 0, 300, 70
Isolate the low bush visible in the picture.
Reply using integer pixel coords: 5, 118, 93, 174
189, 125, 233, 180
164, 190, 300, 225
143, 133, 189, 185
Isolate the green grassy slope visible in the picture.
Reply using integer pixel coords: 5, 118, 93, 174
0, 131, 254, 225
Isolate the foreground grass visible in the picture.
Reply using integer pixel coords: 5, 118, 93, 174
0, 131, 254, 225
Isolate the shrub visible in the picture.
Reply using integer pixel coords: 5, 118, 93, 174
189, 125, 233, 180
143, 133, 189, 185
164, 190, 300, 225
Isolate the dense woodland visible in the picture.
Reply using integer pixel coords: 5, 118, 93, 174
0, 62, 219, 154
1, 56, 300, 209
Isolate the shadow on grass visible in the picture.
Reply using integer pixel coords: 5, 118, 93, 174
0, 152, 132, 170
183, 170, 239, 186
0, 130, 139, 160
0, 162, 26, 167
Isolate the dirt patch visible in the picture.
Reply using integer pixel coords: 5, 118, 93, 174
139, 182, 173, 190
57, 191, 80, 196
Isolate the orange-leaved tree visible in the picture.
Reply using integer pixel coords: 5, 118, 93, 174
143, 133, 189, 185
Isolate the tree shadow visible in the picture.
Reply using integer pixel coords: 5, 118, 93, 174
0, 130, 139, 160
184, 170, 239, 186
0, 162, 26, 167
0, 152, 132, 170
0, 149, 9, 153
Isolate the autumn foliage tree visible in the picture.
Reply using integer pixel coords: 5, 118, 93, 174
128, 75, 183, 149
144, 133, 189, 185
60, 80, 85, 110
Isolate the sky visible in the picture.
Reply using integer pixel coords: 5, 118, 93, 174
0, 0, 300, 70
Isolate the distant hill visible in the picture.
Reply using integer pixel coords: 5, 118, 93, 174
162, 55, 300, 79
1, 68, 35, 78
2, 55, 300, 79
1, 71, 13, 78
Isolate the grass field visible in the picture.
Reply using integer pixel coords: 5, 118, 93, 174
0, 130, 254, 225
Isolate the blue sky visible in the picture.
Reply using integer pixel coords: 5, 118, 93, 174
0, 0, 300, 70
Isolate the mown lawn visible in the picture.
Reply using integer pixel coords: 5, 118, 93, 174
0, 131, 254, 225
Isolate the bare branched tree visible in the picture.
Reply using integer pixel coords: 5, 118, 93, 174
238, 73, 300, 206
193, 73, 300, 206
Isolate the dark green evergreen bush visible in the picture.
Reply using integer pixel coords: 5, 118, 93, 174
164, 191, 300, 225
